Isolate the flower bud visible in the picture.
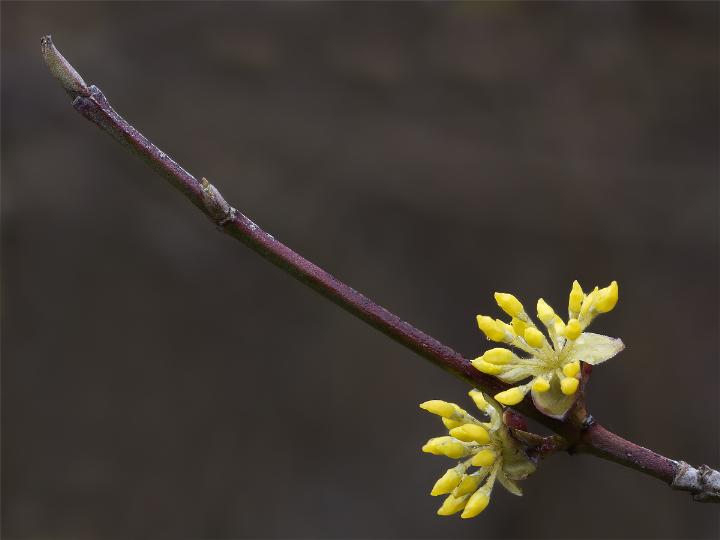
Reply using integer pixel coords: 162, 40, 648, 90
580, 287, 599, 318
536, 298, 555, 324
467, 389, 488, 411
451, 424, 490, 445
595, 281, 619, 313
471, 358, 504, 375
564, 318, 582, 340
511, 317, 528, 336
431, 467, 463, 496
454, 473, 483, 496
471, 449, 496, 467
494, 387, 526, 406
442, 417, 463, 430
494, 292, 524, 318
422, 437, 468, 459
437, 494, 469, 516
569, 280, 584, 316
461, 490, 490, 518
419, 400, 456, 418
523, 327, 545, 348
482, 348, 514, 365
476, 315, 506, 341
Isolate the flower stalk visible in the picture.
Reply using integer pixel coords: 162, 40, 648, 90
41, 36, 719, 503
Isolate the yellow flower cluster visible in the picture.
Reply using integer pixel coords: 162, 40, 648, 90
420, 390, 536, 518
474, 280, 623, 418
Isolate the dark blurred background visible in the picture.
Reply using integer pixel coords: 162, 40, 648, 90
2, 1, 718, 538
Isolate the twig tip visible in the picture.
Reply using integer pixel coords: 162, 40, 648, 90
41, 34, 90, 98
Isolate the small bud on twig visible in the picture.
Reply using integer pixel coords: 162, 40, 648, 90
41, 35, 90, 98
200, 178, 235, 226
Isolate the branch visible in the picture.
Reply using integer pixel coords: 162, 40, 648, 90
41, 36, 719, 503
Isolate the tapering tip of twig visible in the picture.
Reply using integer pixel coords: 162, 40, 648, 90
41, 35, 90, 98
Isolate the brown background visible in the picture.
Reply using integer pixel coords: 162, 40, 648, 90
2, 1, 718, 538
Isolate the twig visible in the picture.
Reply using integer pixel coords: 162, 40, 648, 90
41, 36, 719, 503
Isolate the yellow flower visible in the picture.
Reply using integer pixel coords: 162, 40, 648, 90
420, 390, 536, 518
473, 281, 623, 419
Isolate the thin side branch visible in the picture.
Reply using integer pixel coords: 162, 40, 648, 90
41, 36, 718, 503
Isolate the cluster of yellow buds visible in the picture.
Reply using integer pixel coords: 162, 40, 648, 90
474, 280, 623, 418
420, 390, 536, 518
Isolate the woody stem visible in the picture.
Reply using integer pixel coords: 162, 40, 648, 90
41, 35, 718, 503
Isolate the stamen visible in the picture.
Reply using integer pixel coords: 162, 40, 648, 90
562, 361, 580, 377
560, 377, 579, 395
531, 378, 550, 392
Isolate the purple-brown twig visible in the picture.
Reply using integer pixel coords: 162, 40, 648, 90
41, 36, 719, 503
